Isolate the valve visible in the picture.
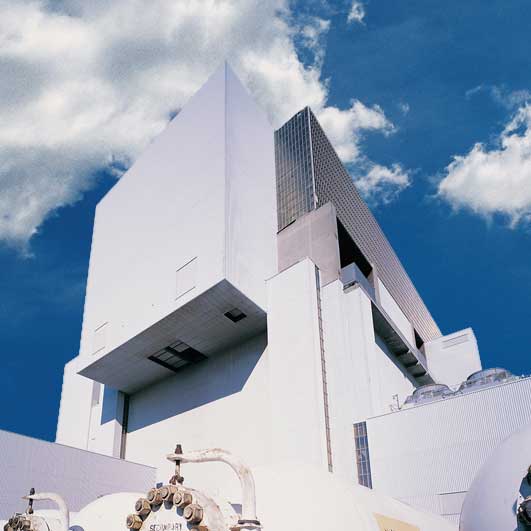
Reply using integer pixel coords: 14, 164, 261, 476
126, 514, 143, 530
183, 504, 203, 524
135, 498, 151, 517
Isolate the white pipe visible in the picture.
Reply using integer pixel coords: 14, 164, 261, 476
167, 448, 259, 524
23, 492, 69, 531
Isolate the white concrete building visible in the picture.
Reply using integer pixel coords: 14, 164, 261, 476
3, 63, 528, 527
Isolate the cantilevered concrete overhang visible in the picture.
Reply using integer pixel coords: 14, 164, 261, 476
371, 303, 433, 385
342, 266, 433, 386
77, 280, 266, 393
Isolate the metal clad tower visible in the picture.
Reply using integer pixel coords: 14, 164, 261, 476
274, 107, 441, 343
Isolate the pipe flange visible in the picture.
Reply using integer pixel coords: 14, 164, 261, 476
126, 513, 143, 530
174, 490, 193, 508
183, 503, 203, 524
135, 498, 151, 517
160, 485, 178, 503
146, 488, 163, 506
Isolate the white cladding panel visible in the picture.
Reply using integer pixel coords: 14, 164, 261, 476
367, 377, 531, 518
377, 279, 415, 345
371, 336, 415, 414
0, 429, 155, 519
320, 281, 415, 485
225, 65, 278, 307
425, 328, 482, 386
79, 65, 227, 363
125, 333, 270, 499
266, 259, 329, 470
56, 359, 94, 449
77, 63, 277, 369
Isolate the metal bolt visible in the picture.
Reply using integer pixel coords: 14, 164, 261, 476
183, 504, 203, 524
126, 514, 143, 530
174, 490, 193, 508
135, 498, 151, 517
147, 488, 163, 506
160, 485, 178, 503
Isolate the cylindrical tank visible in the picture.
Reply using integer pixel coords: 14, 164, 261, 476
68, 463, 455, 531
3, 451, 456, 531
460, 423, 531, 531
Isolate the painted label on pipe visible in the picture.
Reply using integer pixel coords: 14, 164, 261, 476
374, 513, 420, 531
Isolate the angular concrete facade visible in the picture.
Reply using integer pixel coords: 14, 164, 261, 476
42, 63, 526, 531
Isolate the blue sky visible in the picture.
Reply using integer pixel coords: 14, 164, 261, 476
1, 0, 530, 441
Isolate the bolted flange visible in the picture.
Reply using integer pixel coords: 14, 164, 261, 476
126, 513, 143, 530
173, 490, 193, 508
147, 488, 163, 506
183, 504, 203, 524
135, 498, 151, 517
160, 485, 178, 503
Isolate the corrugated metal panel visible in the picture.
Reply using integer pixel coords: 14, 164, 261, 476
0, 429, 155, 518
366, 377, 531, 516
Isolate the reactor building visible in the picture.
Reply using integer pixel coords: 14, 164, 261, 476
1, 64, 530, 526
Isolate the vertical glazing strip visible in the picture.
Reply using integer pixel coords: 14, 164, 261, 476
120, 393, 130, 459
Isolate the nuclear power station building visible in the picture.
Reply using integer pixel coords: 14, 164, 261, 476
2, 64, 530, 526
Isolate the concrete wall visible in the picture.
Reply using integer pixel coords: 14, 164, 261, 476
58, 63, 278, 450
266, 259, 329, 471
277, 203, 340, 286
425, 328, 482, 386
0, 430, 155, 519
125, 333, 271, 500
56, 358, 94, 449
320, 280, 415, 485
367, 377, 531, 521
76, 62, 277, 369
377, 279, 415, 345
57, 358, 126, 456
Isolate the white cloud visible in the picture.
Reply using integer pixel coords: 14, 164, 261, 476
0, 0, 403, 248
354, 163, 411, 204
347, 1, 366, 24
438, 103, 531, 226
398, 102, 410, 115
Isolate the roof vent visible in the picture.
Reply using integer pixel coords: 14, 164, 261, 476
404, 383, 453, 407
458, 367, 517, 393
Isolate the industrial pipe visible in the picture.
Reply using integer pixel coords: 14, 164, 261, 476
167, 448, 260, 525
23, 492, 69, 531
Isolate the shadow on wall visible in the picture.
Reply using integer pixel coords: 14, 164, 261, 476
124, 333, 267, 433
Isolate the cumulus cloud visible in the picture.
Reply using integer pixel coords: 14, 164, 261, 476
0, 0, 403, 248
354, 163, 411, 204
438, 102, 531, 226
347, 1, 366, 24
